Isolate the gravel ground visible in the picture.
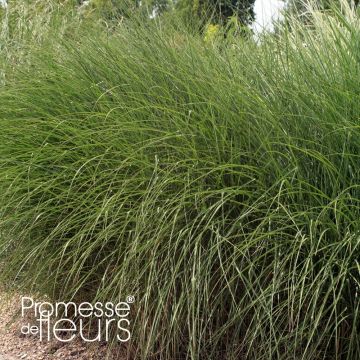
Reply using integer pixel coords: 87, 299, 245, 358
0, 290, 127, 360
0, 354, 16, 360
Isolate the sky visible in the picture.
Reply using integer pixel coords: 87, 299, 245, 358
253, 0, 286, 33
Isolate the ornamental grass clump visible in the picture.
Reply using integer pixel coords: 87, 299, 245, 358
0, 1, 359, 359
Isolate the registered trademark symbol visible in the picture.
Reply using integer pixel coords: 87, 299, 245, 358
127, 295, 135, 303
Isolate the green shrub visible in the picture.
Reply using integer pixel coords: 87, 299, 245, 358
0, 2, 359, 359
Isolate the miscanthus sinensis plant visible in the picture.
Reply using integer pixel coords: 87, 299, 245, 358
0, 0, 86, 85
0, 1, 359, 359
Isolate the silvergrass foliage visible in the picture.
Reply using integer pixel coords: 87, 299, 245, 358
0, 1, 359, 359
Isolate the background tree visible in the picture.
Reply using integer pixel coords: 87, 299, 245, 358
175, 0, 256, 26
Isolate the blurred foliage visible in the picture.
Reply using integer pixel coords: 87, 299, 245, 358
175, 0, 256, 26
81, 0, 256, 28
1, 0, 257, 36
203, 22, 220, 42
